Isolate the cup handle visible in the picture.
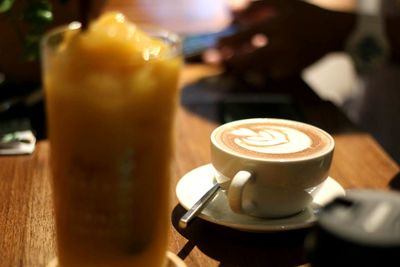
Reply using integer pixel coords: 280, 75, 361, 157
228, 170, 253, 214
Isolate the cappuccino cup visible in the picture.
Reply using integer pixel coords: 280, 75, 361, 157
210, 118, 335, 218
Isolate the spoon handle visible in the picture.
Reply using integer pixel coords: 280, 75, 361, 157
179, 183, 220, 229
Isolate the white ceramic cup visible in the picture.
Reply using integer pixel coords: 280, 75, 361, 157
210, 118, 335, 218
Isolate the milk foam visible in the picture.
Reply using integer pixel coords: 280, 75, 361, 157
231, 126, 312, 154
214, 119, 334, 161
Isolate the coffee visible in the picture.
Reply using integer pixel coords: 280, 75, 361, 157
212, 118, 334, 160
210, 118, 335, 218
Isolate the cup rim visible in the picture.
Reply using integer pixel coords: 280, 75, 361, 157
211, 118, 335, 163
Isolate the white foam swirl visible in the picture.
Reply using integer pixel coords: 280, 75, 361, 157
231, 126, 311, 154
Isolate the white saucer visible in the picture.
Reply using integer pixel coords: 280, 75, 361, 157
176, 164, 345, 232
47, 251, 186, 267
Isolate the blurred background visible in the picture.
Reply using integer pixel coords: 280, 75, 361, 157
1, 0, 399, 162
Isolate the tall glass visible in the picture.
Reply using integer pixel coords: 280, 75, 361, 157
41, 22, 181, 267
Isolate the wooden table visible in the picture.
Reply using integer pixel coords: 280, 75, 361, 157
0, 64, 399, 267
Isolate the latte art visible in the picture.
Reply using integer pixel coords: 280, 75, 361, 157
212, 119, 334, 160
231, 126, 312, 154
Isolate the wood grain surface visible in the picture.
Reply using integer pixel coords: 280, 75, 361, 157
1, 64, 398, 267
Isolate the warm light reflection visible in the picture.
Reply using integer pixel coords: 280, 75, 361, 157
251, 33, 268, 48
203, 48, 223, 65
115, 13, 126, 23
228, 0, 252, 11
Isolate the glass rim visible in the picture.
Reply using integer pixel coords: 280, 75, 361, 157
41, 21, 182, 62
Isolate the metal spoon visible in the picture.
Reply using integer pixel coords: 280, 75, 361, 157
179, 183, 220, 229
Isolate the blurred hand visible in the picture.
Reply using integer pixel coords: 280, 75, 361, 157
218, 0, 355, 79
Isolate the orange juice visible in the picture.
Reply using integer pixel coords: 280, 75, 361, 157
42, 12, 181, 267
